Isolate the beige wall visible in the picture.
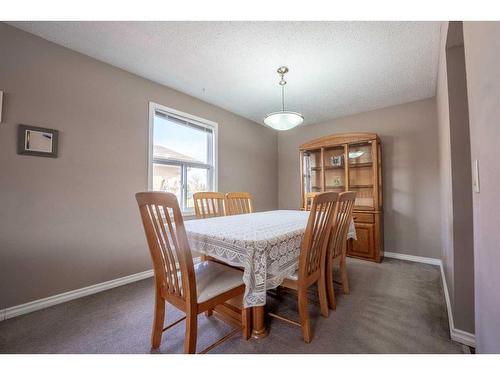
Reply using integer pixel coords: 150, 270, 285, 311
463, 21, 500, 353
278, 98, 442, 258
0, 23, 278, 308
436, 22, 455, 311
436, 21, 475, 335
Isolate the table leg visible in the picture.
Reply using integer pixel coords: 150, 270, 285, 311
251, 306, 268, 339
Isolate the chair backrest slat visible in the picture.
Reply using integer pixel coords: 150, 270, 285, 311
136, 192, 196, 304
193, 192, 226, 219
225, 192, 253, 215
152, 204, 180, 295
328, 191, 356, 260
299, 192, 339, 279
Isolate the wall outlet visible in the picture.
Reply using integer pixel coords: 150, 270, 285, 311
473, 159, 480, 193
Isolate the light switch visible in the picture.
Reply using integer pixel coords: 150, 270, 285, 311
0, 90, 3, 123
473, 159, 480, 193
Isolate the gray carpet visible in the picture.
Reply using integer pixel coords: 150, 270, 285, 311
0, 258, 464, 354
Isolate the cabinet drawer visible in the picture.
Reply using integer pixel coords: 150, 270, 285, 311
353, 213, 374, 223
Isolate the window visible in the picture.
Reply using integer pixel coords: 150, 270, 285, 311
149, 102, 218, 214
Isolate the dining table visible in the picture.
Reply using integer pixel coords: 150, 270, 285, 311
184, 209, 356, 339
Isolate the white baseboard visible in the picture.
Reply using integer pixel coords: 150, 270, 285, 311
384, 251, 442, 266
0, 269, 153, 321
450, 328, 476, 348
385, 252, 476, 348
438, 262, 476, 347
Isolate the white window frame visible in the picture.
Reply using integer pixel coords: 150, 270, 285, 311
148, 102, 218, 215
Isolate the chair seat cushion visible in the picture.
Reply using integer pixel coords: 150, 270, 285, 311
287, 270, 299, 281
195, 261, 245, 303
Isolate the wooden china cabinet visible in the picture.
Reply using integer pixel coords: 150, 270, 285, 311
299, 133, 384, 262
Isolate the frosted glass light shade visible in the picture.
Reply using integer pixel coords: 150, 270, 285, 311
263, 111, 304, 131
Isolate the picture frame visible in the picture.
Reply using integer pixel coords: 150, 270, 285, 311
17, 124, 59, 158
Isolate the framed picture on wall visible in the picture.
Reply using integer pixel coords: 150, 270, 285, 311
17, 125, 59, 158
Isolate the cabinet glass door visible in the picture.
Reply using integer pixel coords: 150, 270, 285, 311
302, 150, 322, 195
323, 146, 346, 192
348, 142, 374, 209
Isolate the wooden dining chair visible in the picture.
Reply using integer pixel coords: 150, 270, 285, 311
225, 192, 253, 215
135, 191, 251, 354
325, 191, 356, 310
269, 192, 339, 343
193, 192, 226, 219
304, 192, 320, 210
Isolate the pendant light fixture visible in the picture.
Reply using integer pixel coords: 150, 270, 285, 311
264, 66, 304, 130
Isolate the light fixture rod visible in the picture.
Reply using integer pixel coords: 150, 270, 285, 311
278, 66, 288, 112
281, 85, 285, 111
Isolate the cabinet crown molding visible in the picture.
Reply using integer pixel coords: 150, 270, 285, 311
299, 132, 380, 150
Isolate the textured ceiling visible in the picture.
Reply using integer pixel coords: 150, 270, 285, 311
8, 21, 441, 127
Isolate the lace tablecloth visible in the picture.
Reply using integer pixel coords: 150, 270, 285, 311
184, 210, 356, 308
